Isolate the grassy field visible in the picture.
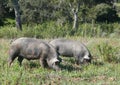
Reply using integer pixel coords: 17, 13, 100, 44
0, 37, 120, 85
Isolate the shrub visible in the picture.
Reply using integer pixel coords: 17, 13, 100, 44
0, 26, 18, 38
97, 42, 120, 63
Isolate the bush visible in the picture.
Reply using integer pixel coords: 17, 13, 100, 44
0, 19, 4, 26
0, 26, 18, 38
97, 42, 120, 63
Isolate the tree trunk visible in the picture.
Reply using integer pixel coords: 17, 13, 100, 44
12, 0, 22, 31
0, 0, 3, 17
69, 1, 80, 30
73, 12, 78, 30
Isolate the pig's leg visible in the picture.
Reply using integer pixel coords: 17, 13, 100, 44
17, 56, 24, 66
75, 56, 83, 65
8, 49, 18, 66
40, 58, 48, 68
75, 54, 84, 65
75, 56, 79, 65
40, 57, 46, 68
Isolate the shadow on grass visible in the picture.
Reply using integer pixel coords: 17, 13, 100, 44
23, 61, 40, 69
29, 62, 40, 68
92, 61, 104, 66
23, 59, 105, 72
59, 61, 105, 72
60, 64, 82, 72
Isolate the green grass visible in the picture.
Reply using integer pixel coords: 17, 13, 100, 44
0, 38, 120, 85
0, 22, 120, 38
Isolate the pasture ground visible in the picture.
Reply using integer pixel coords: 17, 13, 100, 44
0, 37, 120, 85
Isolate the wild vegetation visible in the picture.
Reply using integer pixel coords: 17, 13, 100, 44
0, 0, 120, 85
0, 22, 120, 38
1, 0, 120, 28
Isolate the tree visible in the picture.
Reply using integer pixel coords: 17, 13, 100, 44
11, 0, 22, 30
68, 0, 80, 30
18, 0, 119, 26
94, 3, 119, 22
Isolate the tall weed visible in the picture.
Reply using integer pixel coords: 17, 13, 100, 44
0, 22, 120, 38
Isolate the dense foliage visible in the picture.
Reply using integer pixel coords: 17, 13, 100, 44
0, 0, 119, 25
94, 3, 119, 22
0, 0, 15, 25
18, 0, 119, 24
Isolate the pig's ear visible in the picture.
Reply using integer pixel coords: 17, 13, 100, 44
51, 58, 59, 63
83, 55, 90, 60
